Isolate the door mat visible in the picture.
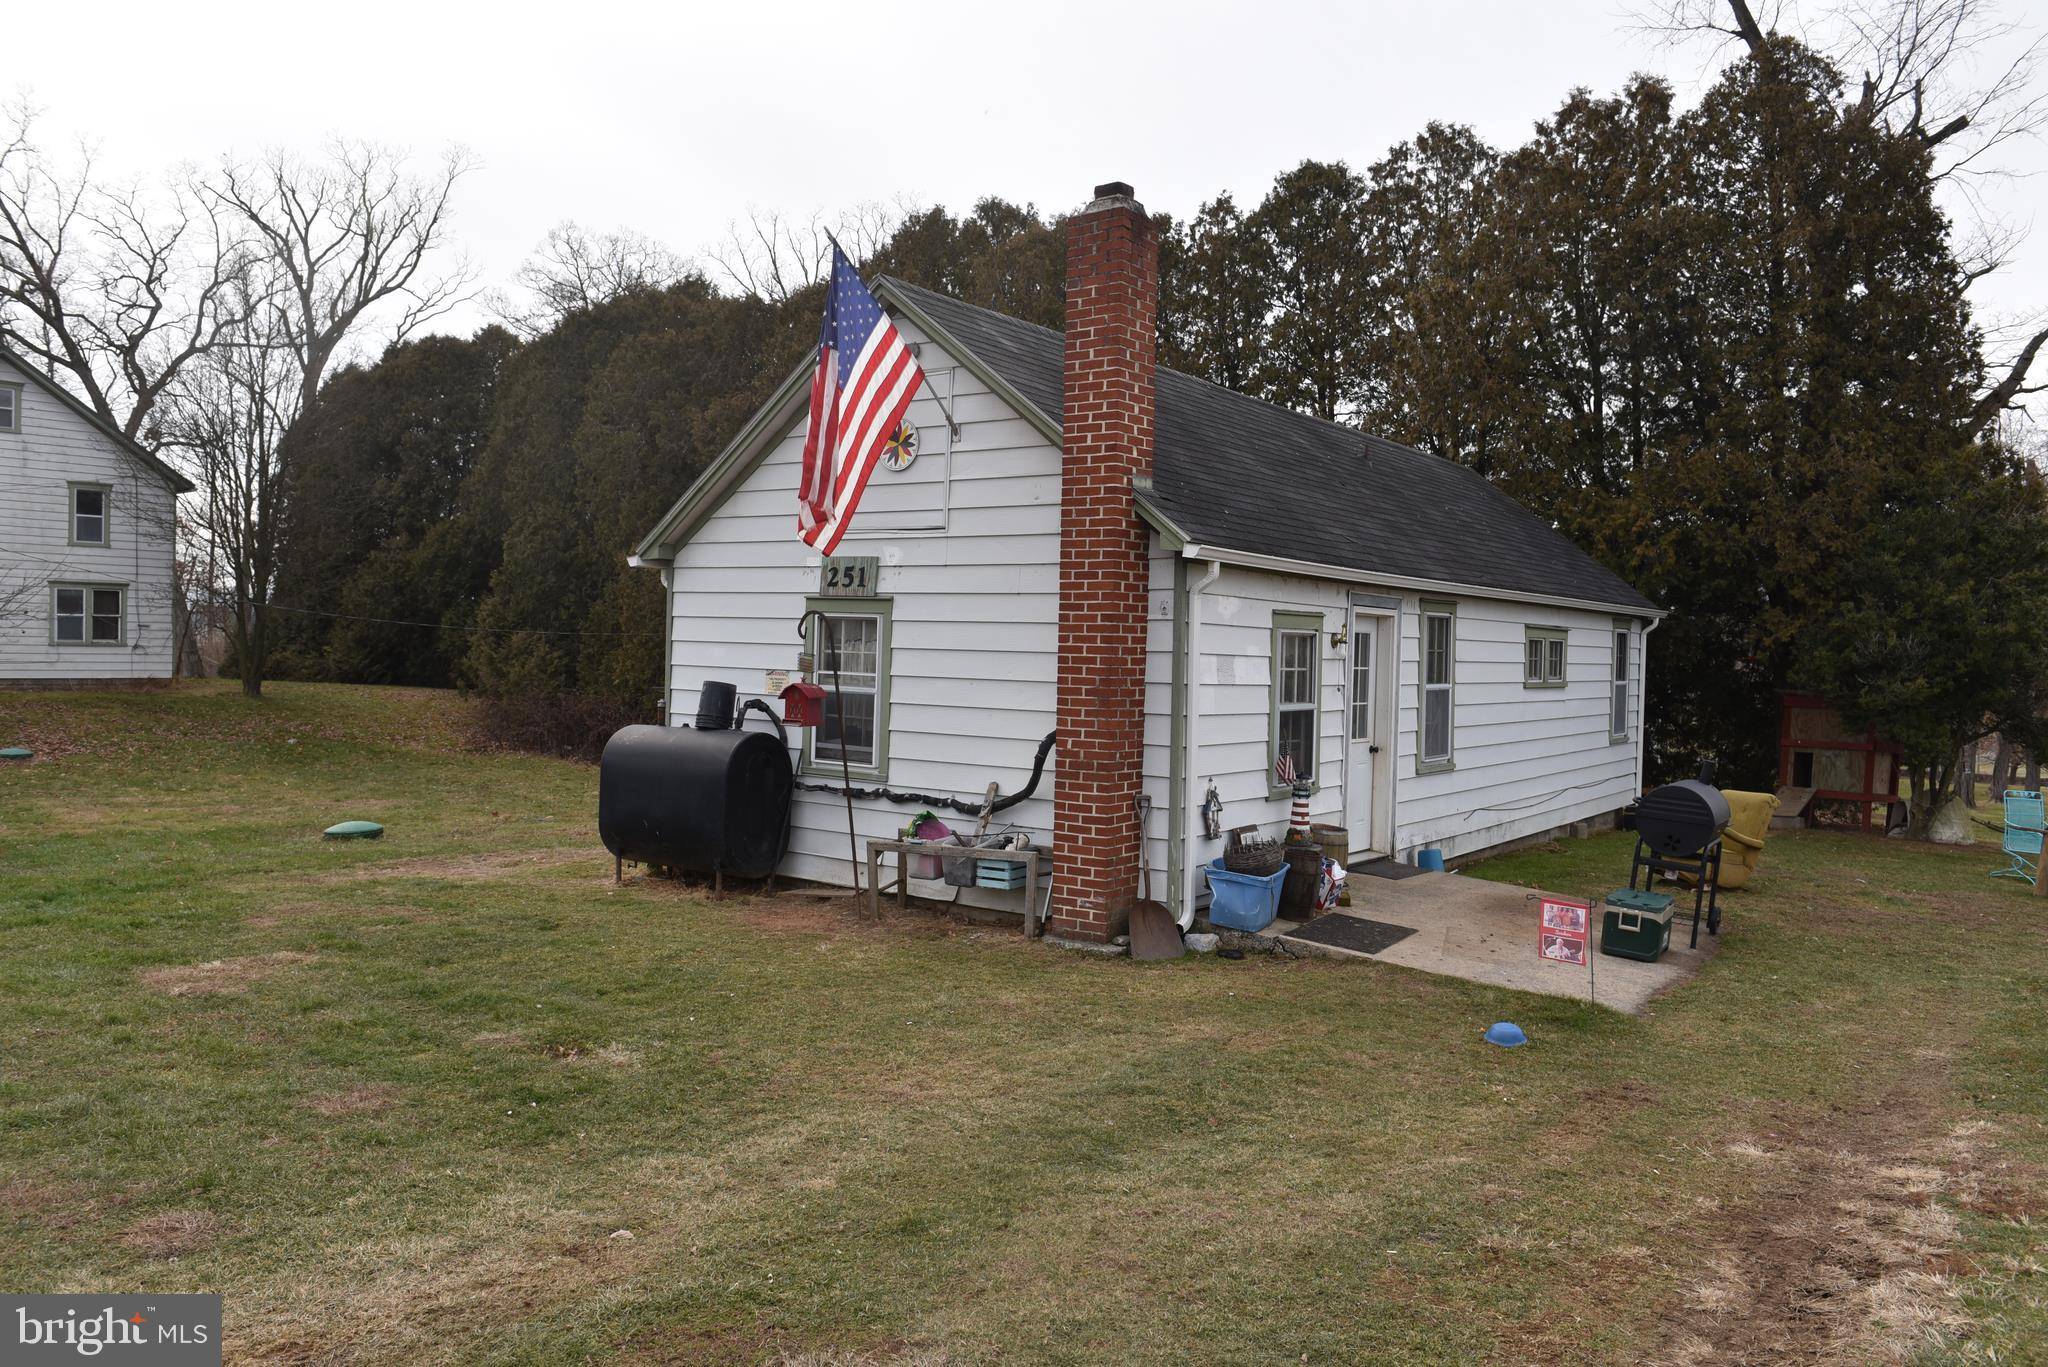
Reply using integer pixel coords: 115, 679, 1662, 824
1285, 914, 1418, 956
1356, 859, 1427, 880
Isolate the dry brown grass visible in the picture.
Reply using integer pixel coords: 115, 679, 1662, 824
123, 1209, 225, 1259
139, 951, 315, 997
315, 848, 596, 884
303, 1084, 401, 1118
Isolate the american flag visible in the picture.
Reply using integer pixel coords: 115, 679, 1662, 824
797, 245, 924, 554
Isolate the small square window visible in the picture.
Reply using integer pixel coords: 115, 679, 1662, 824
1524, 627, 1568, 687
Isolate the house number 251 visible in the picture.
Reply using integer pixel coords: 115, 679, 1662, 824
820, 556, 878, 597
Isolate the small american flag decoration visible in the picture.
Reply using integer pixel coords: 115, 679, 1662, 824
796, 245, 926, 554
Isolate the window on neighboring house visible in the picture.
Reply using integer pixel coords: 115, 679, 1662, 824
1271, 612, 1322, 788
1420, 603, 1455, 769
1611, 624, 1631, 739
805, 601, 890, 774
71, 485, 108, 546
53, 585, 123, 644
0, 383, 19, 432
1524, 627, 1567, 688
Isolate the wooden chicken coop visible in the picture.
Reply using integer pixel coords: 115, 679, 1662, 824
1777, 693, 1903, 832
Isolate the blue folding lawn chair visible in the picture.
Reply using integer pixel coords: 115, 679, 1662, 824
1994, 790, 2044, 885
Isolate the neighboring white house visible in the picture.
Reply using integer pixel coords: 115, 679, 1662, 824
632, 183, 1666, 945
0, 345, 191, 686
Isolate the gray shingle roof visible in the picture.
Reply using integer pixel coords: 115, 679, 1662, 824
878, 277, 1657, 615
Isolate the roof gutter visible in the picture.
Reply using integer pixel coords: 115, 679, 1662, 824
1173, 541, 1667, 621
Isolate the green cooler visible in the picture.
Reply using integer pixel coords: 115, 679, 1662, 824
1602, 889, 1674, 962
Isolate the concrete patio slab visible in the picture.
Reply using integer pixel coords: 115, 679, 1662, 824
1270, 870, 1715, 1013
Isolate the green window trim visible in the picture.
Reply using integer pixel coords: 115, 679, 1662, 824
1268, 610, 1324, 798
1609, 617, 1634, 744
0, 381, 22, 434
799, 595, 893, 781
67, 481, 112, 548
1416, 599, 1457, 774
1523, 625, 1568, 689
49, 581, 127, 647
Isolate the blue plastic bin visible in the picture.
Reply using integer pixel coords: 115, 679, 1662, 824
1204, 858, 1288, 932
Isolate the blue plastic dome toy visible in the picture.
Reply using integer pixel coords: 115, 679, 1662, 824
1483, 1021, 1527, 1048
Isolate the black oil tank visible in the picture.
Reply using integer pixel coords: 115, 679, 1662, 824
598, 722, 793, 878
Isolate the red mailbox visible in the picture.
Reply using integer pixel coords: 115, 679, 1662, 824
779, 681, 829, 728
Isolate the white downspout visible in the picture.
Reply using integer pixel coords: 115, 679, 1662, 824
1180, 558, 1222, 930
1636, 616, 1661, 795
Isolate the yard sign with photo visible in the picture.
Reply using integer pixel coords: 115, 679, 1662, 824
1539, 896, 1590, 966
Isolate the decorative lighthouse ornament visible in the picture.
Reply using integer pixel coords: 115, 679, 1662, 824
1276, 754, 1313, 840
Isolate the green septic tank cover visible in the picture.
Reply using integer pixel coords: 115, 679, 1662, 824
0, 747, 30, 760
323, 820, 384, 840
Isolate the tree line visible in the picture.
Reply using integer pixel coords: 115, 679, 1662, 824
3, 1, 2043, 829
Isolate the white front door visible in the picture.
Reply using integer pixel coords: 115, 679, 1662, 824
1347, 616, 1380, 855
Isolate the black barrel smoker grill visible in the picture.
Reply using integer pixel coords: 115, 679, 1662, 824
598, 683, 794, 891
1627, 775, 1732, 948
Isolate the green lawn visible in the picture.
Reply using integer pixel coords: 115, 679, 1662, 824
3, 682, 2046, 1364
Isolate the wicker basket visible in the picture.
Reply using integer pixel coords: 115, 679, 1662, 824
1224, 833, 1285, 876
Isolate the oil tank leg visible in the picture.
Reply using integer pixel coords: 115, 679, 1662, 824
714, 866, 724, 898
615, 854, 622, 884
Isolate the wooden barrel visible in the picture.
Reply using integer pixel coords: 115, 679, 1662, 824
1280, 843, 1322, 920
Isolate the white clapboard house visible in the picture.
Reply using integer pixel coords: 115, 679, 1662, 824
633, 183, 1665, 944
0, 346, 191, 686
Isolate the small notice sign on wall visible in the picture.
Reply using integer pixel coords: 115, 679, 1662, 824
820, 556, 879, 597
1538, 896, 1590, 966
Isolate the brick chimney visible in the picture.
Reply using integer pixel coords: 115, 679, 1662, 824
1048, 182, 1159, 943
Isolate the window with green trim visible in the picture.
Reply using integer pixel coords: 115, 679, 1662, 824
1524, 626, 1567, 688
1270, 612, 1322, 788
804, 599, 891, 775
52, 584, 123, 644
1419, 603, 1455, 769
1610, 624, 1631, 740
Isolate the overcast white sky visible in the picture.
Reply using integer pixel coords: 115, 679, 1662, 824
19, 0, 2047, 403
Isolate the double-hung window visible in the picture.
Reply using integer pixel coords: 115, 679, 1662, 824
0, 382, 19, 432
1610, 624, 1631, 740
1419, 602, 1456, 770
805, 599, 890, 775
1271, 612, 1321, 789
53, 585, 123, 644
70, 484, 109, 546
1524, 626, 1567, 688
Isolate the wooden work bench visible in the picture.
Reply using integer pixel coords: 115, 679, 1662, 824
863, 837, 1046, 936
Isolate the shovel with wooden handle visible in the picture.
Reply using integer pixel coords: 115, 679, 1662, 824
1128, 794, 1184, 961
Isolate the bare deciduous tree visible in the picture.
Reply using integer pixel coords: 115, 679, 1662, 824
161, 141, 474, 697
162, 292, 298, 698
0, 101, 252, 440
706, 201, 902, 304
486, 221, 691, 338
209, 141, 476, 419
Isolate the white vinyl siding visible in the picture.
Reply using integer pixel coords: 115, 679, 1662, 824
0, 358, 178, 681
